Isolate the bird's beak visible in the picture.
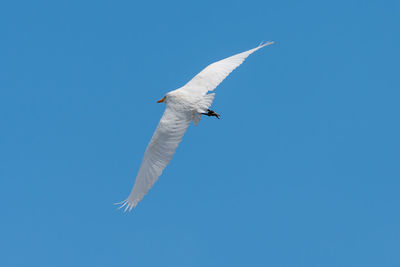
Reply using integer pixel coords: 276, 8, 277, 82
157, 96, 166, 103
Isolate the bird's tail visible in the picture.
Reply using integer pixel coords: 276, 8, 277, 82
193, 93, 215, 126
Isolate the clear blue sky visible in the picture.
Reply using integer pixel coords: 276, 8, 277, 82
1, 0, 399, 266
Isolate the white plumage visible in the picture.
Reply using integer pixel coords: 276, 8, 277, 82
118, 42, 274, 211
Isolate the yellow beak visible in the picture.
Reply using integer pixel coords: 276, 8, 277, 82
157, 96, 166, 103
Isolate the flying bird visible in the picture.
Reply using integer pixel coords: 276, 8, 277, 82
118, 42, 274, 211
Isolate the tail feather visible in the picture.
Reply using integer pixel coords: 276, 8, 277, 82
192, 93, 215, 126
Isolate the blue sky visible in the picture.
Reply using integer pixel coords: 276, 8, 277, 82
1, 0, 399, 266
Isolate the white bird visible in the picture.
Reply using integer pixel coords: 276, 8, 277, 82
118, 42, 274, 211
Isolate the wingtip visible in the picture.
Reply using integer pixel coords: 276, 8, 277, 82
259, 41, 274, 47
115, 199, 136, 212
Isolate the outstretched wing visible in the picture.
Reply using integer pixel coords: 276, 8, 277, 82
118, 105, 191, 212
179, 42, 274, 96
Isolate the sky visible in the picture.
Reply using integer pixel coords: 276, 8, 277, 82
0, 0, 399, 266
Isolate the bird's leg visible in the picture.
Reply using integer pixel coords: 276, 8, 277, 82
201, 109, 220, 119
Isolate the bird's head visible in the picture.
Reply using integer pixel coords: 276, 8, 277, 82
157, 95, 166, 103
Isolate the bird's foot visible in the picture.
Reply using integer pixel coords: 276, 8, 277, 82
202, 109, 220, 119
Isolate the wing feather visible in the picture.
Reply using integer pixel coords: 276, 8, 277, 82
180, 42, 274, 96
118, 105, 191, 211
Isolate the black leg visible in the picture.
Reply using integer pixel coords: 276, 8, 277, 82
201, 109, 220, 119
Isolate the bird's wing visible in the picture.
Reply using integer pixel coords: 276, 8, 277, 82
118, 105, 191, 212
179, 42, 274, 96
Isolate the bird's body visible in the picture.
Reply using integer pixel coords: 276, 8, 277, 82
118, 42, 274, 211
166, 89, 203, 114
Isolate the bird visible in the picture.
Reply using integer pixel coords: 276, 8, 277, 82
117, 41, 274, 212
